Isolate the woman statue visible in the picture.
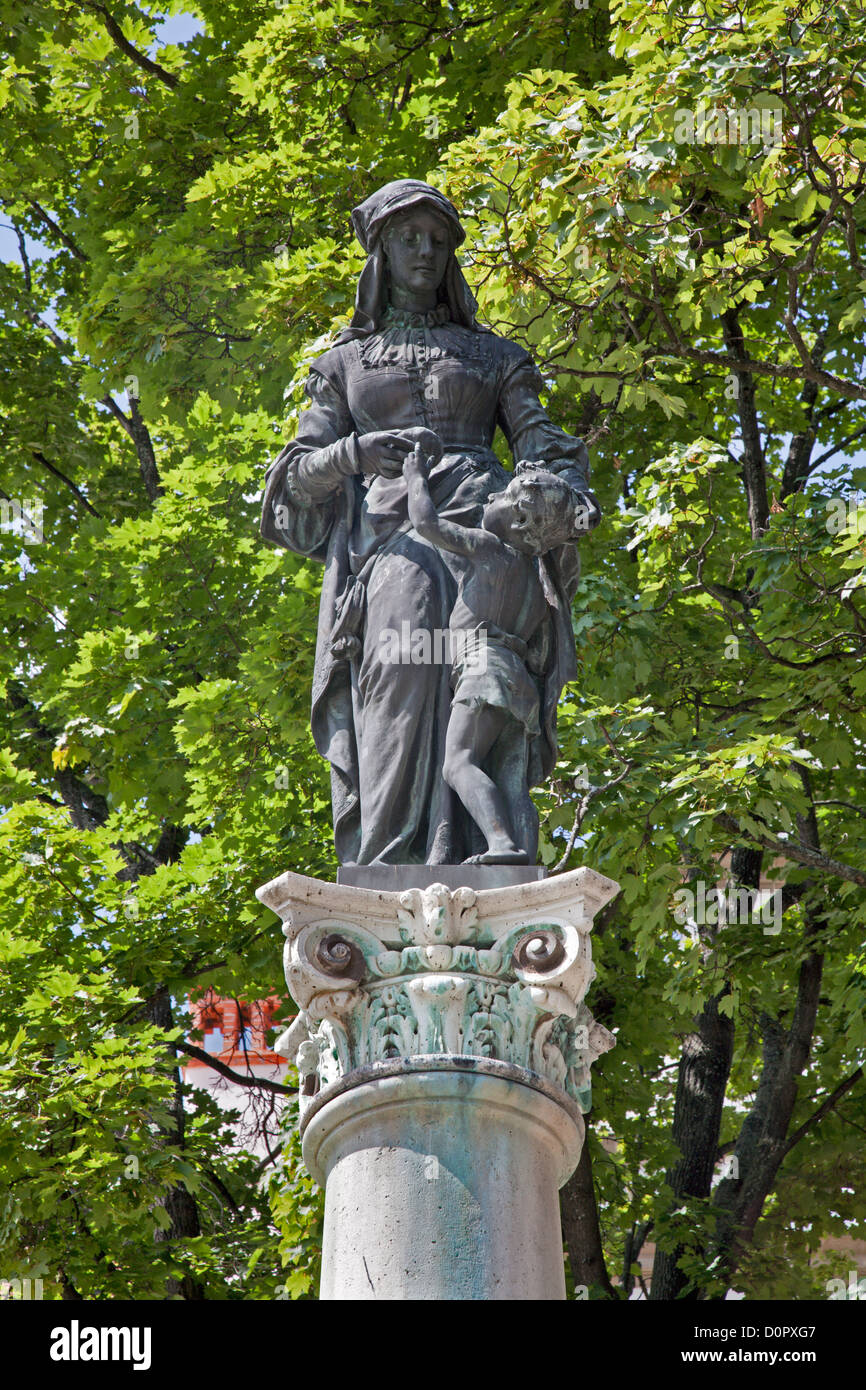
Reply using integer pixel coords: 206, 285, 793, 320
261, 179, 599, 866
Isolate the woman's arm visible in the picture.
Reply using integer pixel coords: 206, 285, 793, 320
283, 369, 360, 503
261, 369, 352, 558
496, 347, 601, 528
274, 368, 441, 513
262, 365, 443, 557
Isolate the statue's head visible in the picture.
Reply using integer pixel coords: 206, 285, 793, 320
354, 180, 463, 307
483, 469, 596, 554
351, 179, 464, 254
336, 179, 481, 342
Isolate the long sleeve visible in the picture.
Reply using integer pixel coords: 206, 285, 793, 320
285, 370, 361, 502
496, 349, 594, 498
260, 368, 359, 559
496, 346, 600, 601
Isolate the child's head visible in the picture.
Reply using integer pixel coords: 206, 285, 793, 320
483, 469, 593, 553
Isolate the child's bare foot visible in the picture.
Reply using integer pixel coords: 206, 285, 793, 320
464, 847, 530, 865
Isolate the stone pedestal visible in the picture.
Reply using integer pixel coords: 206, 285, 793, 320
256, 865, 619, 1301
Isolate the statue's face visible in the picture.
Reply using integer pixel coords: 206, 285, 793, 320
383, 208, 451, 299
482, 481, 540, 554
482, 477, 566, 554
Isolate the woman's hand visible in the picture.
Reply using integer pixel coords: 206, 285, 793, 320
356, 428, 443, 479
573, 490, 602, 533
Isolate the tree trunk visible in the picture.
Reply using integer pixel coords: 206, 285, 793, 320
146, 985, 205, 1300
649, 991, 734, 1300
722, 308, 769, 537
713, 774, 825, 1284
650, 846, 759, 1299
560, 1128, 616, 1297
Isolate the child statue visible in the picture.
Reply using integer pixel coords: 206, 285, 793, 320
403, 444, 595, 864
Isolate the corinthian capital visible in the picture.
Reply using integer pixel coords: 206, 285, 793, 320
256, 866, 619, 1119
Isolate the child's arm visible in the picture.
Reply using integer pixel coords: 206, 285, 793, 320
403, 446, 500, 560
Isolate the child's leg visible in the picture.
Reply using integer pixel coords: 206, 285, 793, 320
442, 704, 528, 863
488, 721, 538, 862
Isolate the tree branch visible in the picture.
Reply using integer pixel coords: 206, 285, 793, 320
25, 200, 87, 261
128, 396, 161, 501
31, 450, 101, 518
782, 1067, 864, 1159
174, 1040, 293, 1096
715, 811, 866, 887
100, 393, 136, 441
101, 394, 162, 501
780, 332, 824, 500
805, 423, 866, 474
652, 337, 866, 401
722, 307, 769, 537
13, 220, 31, 292
88, 3, 180, 89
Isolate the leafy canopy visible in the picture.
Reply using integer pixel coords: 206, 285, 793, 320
0, 0, 864, 1299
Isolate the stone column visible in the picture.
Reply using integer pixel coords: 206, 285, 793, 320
256, 865, 619, 1301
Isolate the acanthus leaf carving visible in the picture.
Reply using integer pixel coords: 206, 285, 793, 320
261, 868, 619, 1120
397, 883, 478, 944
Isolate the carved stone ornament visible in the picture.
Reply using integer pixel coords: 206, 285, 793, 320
257, 867, 619, 1122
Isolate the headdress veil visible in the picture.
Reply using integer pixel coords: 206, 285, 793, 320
334, 179, 484, 343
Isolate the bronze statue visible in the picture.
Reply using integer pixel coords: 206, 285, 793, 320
261, 179, 599, 865
404, 445, 594, 863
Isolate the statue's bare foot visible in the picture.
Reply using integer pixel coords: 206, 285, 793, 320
464, 848, 530, 865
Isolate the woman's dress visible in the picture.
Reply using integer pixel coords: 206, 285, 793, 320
261, 304, 593, 865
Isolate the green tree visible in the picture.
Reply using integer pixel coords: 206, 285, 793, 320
0, 0, 864, 1300
442, 0, 866, 1299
